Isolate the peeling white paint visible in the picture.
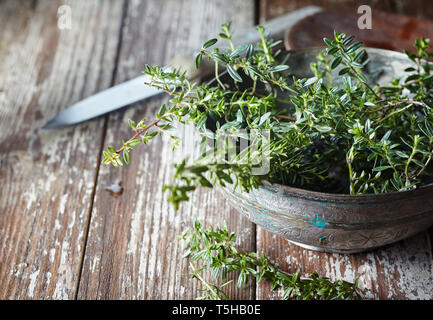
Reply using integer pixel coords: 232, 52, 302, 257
49, 248, 56, 263
45, 272, 52, 286
27, 270, 40, 298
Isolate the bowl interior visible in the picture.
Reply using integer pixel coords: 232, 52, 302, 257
201, 47, 432, 196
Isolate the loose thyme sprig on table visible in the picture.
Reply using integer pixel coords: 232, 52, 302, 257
103, 24, 433, 209
179, 220, 361, 300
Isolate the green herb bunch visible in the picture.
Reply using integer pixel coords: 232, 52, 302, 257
103, 24, 433, 209
180, 220, 361, 300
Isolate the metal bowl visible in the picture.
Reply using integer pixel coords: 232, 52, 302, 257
217, 47, 433, 253
220, 182, 433, 253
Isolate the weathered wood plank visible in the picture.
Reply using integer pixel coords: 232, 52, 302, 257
0, 0, 125, 299
285, 9, 433, 52
257, 230, 433, 299
256, 2, 433, 300
259, 0, 433, 23
77, 0, 256, 300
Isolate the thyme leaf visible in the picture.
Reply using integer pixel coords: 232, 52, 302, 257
103, 25, 433, 209
180, 220, 361, 300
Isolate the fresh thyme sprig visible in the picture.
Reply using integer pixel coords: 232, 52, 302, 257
180, 220, 361, 300
103, 24, 433, 209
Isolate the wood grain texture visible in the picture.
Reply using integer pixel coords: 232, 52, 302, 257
0, 0, 125, 299
3, 0, 431, 301
285, 9, 433, 52
257, 1, 433, 300
260, 0, 433, 23
257, 230, 433, 299
77, 0, 256, 300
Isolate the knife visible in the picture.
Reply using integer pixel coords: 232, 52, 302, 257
42, 6, 321, 129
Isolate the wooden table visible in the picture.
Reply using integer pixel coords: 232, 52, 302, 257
1, 0, 432, 300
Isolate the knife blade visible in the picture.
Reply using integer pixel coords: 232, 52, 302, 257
42, 6, 321, 129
